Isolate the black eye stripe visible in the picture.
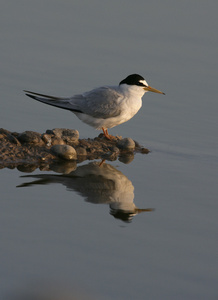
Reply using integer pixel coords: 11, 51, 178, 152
136, 82, 146, 87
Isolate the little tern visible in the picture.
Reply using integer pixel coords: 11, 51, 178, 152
24, 74, 165, 139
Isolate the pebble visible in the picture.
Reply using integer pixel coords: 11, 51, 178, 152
50, 145, 77, 161
117, 138, 135, 151
6, 133, 21, 146
47, 128, 79, 142
41, 133, 52, 146
51, 138, 65, 146
76, 147, 87, 156
18, 131, 44, 145
0, 127, 149, 167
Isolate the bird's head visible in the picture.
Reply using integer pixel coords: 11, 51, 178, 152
119, 74, 165, 95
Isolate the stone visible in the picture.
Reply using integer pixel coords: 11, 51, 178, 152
41, 133, 52, 146
7, 134, 21, 145
18, 131, 44, 145
51, 145, 77, 160
62, 129, 79, 138
49, 128, 79, 141
117, 138, 135, 151
51, 138, 65, 146
76, 147, 87, 156
0, 128, 11, 135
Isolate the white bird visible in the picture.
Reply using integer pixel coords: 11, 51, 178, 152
24, 74, 165, 139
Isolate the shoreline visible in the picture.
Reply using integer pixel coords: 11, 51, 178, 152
0, 128, 149, 171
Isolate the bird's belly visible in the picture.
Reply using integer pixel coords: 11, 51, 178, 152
104, 99, 142, 129
73, 98, 142, 130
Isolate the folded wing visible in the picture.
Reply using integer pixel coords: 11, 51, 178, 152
24, 86, 123, 119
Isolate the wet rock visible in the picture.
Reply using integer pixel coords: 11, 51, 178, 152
49, 128, 64, 138
45, 129, 54, 135
41, 133, 52, 146
51, 138, 65, 146
48, 128, 79, 141
7, 134, 21, 145
0, 127, 150, 167
117, 138, 135, 151
109, 146, 120, 153
51, 145, 77, 161
0, 128, 11, 135
18, 131, 44, 145
76, 147, 87, 156
62, 129, 79, 138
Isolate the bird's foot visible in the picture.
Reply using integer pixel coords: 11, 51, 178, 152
102, 128, 115, 140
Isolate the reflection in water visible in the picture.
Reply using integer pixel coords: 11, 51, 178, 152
18, 161, 153, 222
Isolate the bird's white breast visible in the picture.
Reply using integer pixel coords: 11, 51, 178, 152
116, 85, 143, 122
74, 84, 144, 130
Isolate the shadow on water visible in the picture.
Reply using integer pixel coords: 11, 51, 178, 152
17, 161, 154, 223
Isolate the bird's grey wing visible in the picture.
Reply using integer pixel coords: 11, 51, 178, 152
24, 90, 84, 113
78, 87, 123, 119
24, 87, 123, 118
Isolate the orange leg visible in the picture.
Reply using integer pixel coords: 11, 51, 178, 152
99, 159, 105, 167
102, 127, 112, 140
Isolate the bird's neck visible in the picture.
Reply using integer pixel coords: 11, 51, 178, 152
120, 84, 145, 98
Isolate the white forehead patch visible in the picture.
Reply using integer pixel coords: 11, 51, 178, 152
139, 79, 148, 87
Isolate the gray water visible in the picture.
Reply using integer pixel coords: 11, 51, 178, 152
1, 1, 218, 299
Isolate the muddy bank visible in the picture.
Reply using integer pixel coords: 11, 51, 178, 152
0, 128, 149, 170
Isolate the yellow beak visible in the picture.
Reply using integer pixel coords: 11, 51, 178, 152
144, 86, 165, 95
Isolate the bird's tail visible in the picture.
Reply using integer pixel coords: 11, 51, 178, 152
24, 90, 67, 100
24, 90, 83, 113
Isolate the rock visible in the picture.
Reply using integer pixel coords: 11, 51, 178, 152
62, 129, 79, 138
51, 138, 65, 146
117, 138, 135, 151
109, 146, 120, 153
41, 133, 52, 146
7, 134, 21, 145
48, 128, 79, 141
0, 128, 11, 135
76, 147, 87, 156
18, 131, 44, 145
45, 129, 54, 135
51, 145, 77, 160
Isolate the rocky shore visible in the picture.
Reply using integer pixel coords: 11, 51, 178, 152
0, 128, 149, 171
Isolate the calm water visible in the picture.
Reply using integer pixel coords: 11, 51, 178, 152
1, 1, 218, 299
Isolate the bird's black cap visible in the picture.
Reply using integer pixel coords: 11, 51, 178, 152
119, 74, 145, 86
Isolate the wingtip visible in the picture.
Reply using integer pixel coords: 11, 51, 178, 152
24, 93, 37, 100
23, 90, 34, 97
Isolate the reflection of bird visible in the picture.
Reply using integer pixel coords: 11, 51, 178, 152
24, 74, 164, 139
18, 161, 153, 222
